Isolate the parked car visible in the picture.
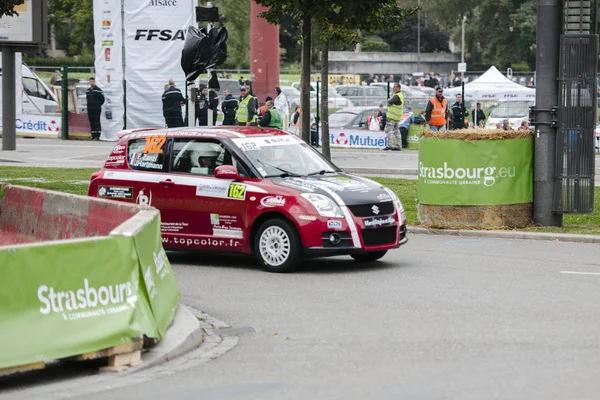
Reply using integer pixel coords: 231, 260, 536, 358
329, 106, 382, 129
280, 86, 317, 112
198, 78, 241, 100
335, 85, 387, 107
485, 100, 534, 129
370, 83, 429, 110
89, 127, 408, 272
291, 81, 353, 108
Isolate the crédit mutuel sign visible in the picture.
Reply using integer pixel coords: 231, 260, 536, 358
0, 0, 48, 46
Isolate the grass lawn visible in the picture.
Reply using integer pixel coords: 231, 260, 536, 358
0, 167, 597, 236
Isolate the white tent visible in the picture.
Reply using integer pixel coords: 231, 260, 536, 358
445, 66, 535, 101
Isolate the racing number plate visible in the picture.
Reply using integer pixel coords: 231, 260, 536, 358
228, 184, 246, 200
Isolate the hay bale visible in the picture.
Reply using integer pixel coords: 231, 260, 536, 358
420, 128, 533, 141
418, 203, 533, 229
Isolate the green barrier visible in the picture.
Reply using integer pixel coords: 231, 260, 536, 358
132, 212, 180, 337
0, 211, 179, 369
407, 124, 426, 150
418, 138, 533, 206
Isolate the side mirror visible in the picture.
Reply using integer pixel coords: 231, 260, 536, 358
214, 165, 239, 180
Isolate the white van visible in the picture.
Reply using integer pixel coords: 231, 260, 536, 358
485, 100, 534, 130
0, 53, 59, 114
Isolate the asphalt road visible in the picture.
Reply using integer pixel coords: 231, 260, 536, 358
66, 234, 600, 400
2, 138, 600, 184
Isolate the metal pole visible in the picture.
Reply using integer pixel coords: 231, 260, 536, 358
461, 15, 466, 82
61, 65, 69, 140
534, 0, 562, 226
206, 1, 214, 127
121, 0, 127, 129
417, 0, 421, 73
2, 47, 16, 151
316, 80, 320, 140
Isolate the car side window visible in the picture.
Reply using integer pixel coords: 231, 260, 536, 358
127, 137, 167, 172
23, 77, 50, 99
170, 139, 225, 176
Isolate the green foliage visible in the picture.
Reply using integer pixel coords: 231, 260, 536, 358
379, 15, 450, 52
22, 55, 96, 67
49, 0, 94, 56
361, 36, 391, 52
0, 0, 24, 18
219, 0, 251, 69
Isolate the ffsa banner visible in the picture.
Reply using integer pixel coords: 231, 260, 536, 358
93, 0, 124, 141
124, 0, 194, 129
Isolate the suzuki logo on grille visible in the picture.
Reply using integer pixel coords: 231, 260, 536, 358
371, 205, 380, 215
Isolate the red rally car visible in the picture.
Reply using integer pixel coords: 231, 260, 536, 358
88, 127, 408, 272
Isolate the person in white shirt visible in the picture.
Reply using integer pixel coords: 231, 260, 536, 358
274, 86, 290, 117
366, 109, 383, 131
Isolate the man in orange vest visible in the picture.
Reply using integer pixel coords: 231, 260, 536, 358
424, 87, 449, 131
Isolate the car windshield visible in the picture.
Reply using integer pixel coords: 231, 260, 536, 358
230, 135, 339, 178
329, 112, 357, 126
489, 101, 533, 118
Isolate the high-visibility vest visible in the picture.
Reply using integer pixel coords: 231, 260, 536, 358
236, 95, 253, 123
267, 108, 283, 129
429, 96, 448, 126
386, 92, 404, 121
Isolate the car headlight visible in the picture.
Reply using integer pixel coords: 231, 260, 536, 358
383, 187, 404, 212
301, 193, 344, 218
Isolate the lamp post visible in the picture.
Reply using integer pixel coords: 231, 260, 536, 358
461, 15, 466, 81
417, 0, 421, 73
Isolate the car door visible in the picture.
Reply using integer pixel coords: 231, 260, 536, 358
97, 135, 169, 212
159, 138, 249, 252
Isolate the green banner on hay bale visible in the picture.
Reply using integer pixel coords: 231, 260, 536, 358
407, 124, 425, 150
418, 131, 534, 206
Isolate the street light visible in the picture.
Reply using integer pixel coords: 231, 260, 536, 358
417, 0, 421, 73
461, 15, 466, 81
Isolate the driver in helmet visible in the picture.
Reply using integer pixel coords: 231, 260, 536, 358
194, 149, 221, 175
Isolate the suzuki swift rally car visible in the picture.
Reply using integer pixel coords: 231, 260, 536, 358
88, 127, 408, 272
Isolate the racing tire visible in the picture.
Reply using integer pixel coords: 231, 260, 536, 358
350, 251, 387, 263
254, 218, 302, 273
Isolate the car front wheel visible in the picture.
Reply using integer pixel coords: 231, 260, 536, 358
350, 251, 387, 262
254, 219, 302, 273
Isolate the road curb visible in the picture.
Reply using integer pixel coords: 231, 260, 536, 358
342, 167, 418, 176
408, 225, 600, 243
133, 304, 204, 372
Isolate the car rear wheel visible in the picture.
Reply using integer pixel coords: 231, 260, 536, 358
350, 251, 387, 262
254, 219, 302, 273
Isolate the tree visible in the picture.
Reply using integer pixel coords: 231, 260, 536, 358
313, 1, 415, 159
49, 0, 94, 56
256, 0, 319, 144
0, 1, 24, 18
220, 0, 251, 69
378, 15, 450, 53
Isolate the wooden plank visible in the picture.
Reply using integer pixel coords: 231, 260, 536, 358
0, 361, 45, 377
70, 339, 143, 361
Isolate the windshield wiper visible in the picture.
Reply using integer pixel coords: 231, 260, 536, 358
307, 169, 336, 176
257, 159, 302, 178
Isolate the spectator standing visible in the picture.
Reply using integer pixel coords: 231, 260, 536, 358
258, 100, 283, 129
472, 103, 486, 127
450, 94, 467, 129
221, 89, 238, 126
377, 103, 387, 131
161, 79, 185, 128
310, 122, 319, 146
502, 119, 513, 130
383, 82, 404, 151
518, 121, 529, 131
291, 107, 301, 135
367, 109, 382, 131
195, 86, 209, 126
274, 86, 290, 118
260, 96, 273, 116
86, 77, 105, 141
209, 88, 219, 125
235, 85, 257, 126
424, 87, 449, 131
50, 69, 62, 86
398, 106, 415, 149
238, 76, 245, 86
366, 73, 374, 85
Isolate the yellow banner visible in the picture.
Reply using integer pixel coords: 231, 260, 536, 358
329, 74, 360, 87
14, 3, 27, 12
